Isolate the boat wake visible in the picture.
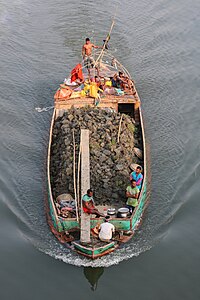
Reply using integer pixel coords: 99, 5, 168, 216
0, 104, 188, 268
0, 126, 186, 267
34, 229, 154, 267
0, 95, 188, 267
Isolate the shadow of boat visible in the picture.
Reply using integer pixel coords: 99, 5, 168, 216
83, 267, 104, 291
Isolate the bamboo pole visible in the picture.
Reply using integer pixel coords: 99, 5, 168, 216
94, 19, 115, 67
117, 115, 123, 143
72, 129, 79, 222
77, 139, 81, 219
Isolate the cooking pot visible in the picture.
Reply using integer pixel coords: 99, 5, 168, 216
107, 208, 116, 216
117, 207, 129, 218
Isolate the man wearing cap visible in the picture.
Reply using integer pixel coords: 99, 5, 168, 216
99, 216, 115, 242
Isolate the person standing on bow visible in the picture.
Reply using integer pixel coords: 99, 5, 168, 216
130, 166, 143, 190
82, 38, 101, 76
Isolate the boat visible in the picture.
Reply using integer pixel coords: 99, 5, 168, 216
46, 33, 148, 259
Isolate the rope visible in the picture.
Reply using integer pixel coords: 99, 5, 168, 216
35, 106, 54, 112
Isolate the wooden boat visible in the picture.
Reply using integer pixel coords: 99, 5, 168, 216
46, 46, 148, 259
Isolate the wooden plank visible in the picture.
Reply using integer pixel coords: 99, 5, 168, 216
54, 94, 137, 110
80, 129, 91, 243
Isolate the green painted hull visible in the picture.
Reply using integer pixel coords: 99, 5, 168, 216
47, 178, 147, 232
73, 241, 116, 258
46, 179, 147, 258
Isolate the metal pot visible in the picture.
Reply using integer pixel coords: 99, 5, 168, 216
107, 208, 116, 216
117, 207, 129, 218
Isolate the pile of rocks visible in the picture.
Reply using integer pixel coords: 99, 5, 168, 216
50, 106, 142, 206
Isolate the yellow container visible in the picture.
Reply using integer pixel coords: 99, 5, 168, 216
81, 90, 86, 97
105, 80, 112, 87
84, 84, 90, 91
90, 82, 98, 98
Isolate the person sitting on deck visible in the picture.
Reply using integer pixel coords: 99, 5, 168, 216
95, 76, 104, 90
82, 38, 101, 77
126, 179, 139, 214
99, 216, 115, 242
82, 189, 105, 217
111, 73, 121, 88
130, 166, 143, 190
117, 71, 134, 91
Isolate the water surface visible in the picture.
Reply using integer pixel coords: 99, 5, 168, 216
0, 0, 200, 299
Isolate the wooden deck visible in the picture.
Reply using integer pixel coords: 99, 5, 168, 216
54, 94, 140, 116
80, 129, 91, 244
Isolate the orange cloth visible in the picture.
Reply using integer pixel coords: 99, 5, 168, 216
71, 63, 84, 82
54, 87, 72, 101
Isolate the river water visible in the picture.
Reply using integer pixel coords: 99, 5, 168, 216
0, 0, 199, 299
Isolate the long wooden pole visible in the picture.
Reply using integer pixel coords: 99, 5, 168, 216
77, 140, 81, 219
72, 129, 79, 222
94, 19, 115, 67
117, 115, 123, 143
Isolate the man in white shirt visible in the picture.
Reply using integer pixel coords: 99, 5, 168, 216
99, 216, 115, 242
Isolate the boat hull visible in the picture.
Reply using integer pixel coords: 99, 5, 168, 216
73, 241, 117, 259
46, 70, 149, 259
46, 111, 148, 259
